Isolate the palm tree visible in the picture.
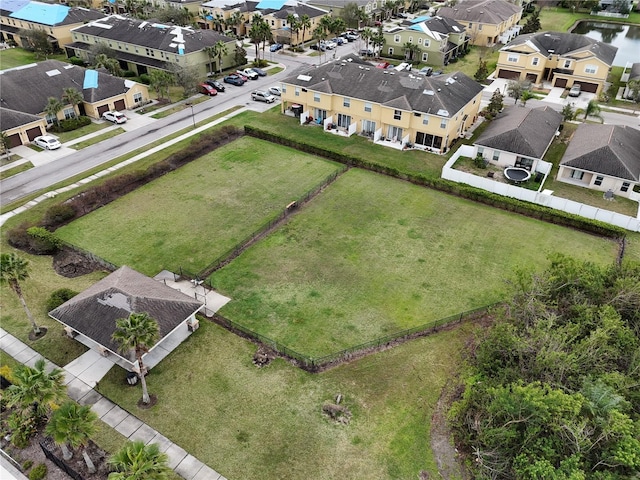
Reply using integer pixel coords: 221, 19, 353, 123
203, 45, 217, 75
259, 18, 272, 60
286, 13, 300, 47
577, 99, 604, 122
43, 97, 64, 128
249, 16, 264, 61
520, 89, 535, 107
1, 253, 42, 335
0, 131, 10, 157
402, 41, 420, 62
299, 14, 311, 46
62, 87, 84, 117
93, 53, 122, 76
361, 27, 373, 53
112, 312, 159, 405
213, 12, 225, 32
46, 401, 98, 472
227, 11, 244, 36
329, 17, 346, 38
108, 440, 171, 480
5, 358, 66, 420
213, 40, 228, 74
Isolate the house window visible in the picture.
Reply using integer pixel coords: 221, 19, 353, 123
585, 64, 597, 74
45, 113, 56, 125
394, 35, 400, 43
424, 39, 430, 48
343, 97, 350, 107
621, 182, 630, 192
531, 57, 539, 66
393, 109, 401, 120
440, 118, 447, 129
134, 92, 143, 103
422, 52, 428, 62
478, 24, 482, 30
364, 102, 372, 112
295, 87, 300, 96
492, 151, 499, 161
63, 107, 75, 119
594, 175, 603, 186
563, 59, 571, 68
508, 54, 519, 63
314, 93, 320, 102
515, 157, 534, 170
388, 47, 394, 55
282, 85, 287, 93
422, 115, 429, 125
415, 132, 442, 149
571, 170, 584, 180
477, 147, 484, 155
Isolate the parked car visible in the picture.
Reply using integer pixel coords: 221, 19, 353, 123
223, 74, 245, 86
33, 135, 61, 150
322, 40, 336, 50
418, 66, 433, 76
102, 110, 127, 124
251, 67, 267, 76
345, 32, 359, 41
198, 83, 218, 96
569, 83, 581, 97
269, 43, 283, 52
376, 62, 390, 69
331, 37, 344, 45
359, 48, 376, 56
241, 68, 259, 80
268, 86, 281, 96
235, 71, 249, 81
205, 79, 226, 92
310, 43, 326, 51
251, 90, 276, 103
431, 69, 443, 76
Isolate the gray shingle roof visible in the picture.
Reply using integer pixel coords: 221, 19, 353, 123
271, 3, 328, 19
560, 124, 640, 181
436, 0, 521, 25
475, 105, 563, 159
49, 266, 203, 353
0, 107, 42, 130
66, 41, 169, 70
307, 0, 371, 7
283, 55, 484, 116
629, 62, 640, 82
54, 6, 106, 26
71, 15, 234, 55
0, 60, 135, 115
503, 31, 618, 66
424, 15, 466, 35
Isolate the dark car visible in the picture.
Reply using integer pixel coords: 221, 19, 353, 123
198, 83, 218, 96
223, 74, 245, 86
252, 67, 267, 76
205, 79, 226, 92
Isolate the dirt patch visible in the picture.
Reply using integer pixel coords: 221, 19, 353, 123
430, 380, 467, 480
2, 430, 111, 480
52, 247, 109, 278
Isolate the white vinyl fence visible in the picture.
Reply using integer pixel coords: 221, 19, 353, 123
443, 146, 640, 232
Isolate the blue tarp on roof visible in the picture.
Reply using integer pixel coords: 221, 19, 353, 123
1, 0, 30, 14
83, 70, 98, 89
411, 15, 430, 23
10, 2, 70, 26
205, 14, 213, 20
256, 0, 286, 10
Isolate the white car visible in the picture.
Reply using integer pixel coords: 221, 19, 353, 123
241, 68, 259, 80
33, 135, 61, 150
268, 86, 281, 96
102, 111, 127, 124
321, 40, 336, 50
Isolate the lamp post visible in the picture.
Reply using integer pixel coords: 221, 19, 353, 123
185, 102, 196, 128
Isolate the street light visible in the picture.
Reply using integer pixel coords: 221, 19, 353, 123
185, 102, 196, 128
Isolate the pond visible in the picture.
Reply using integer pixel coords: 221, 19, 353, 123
571, 21, 640, 66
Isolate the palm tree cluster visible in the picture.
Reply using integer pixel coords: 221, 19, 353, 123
249, 15, 273, 61
40, 87, 84, 128
204, 40, 229, 75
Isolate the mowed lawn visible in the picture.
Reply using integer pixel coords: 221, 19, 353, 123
98, 319, 476, 480
56, 138, 341, 276
212, 168, 618, 358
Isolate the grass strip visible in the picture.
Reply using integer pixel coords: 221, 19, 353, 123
0, 162, 33, 180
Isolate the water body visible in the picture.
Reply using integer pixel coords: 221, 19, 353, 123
572, 21, 640, 66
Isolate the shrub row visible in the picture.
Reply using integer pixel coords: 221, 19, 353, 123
49, 116, 92, 133
7, 126, 244, 255
244, 126, 626, 239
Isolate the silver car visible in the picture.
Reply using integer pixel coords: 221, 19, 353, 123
251, 90, 276, 103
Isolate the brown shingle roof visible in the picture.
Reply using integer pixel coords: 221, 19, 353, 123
49, 266, 203, 352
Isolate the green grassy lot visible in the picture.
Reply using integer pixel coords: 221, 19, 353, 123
55, 122, 110, 143
0, 49, 67, 70
0, 161, 33, 180
212, 168, 618, 357
98, 318, 476, 480
56, 137, 342, 276
70, 128, 125, 150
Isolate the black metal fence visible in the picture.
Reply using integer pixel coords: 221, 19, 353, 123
215, 302, 498, 372
40, 437, 84, 480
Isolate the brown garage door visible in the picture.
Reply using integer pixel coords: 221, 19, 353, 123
114, 99, 126, 111
580, 82, 598, 93
525, 73, 537, 82
554, 78, 567, 88
26, 126, 43, 141
97, 105, 110, 117
497, 69, 519, 80
7, 133, 22, 148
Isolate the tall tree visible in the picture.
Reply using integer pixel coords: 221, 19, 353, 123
43, 97, 64, 128
61, 87, 84, 117
108, 440, 172, 480
340, 3, 365, 29
506, 79, 528, 104
521, 7, 541, 34
18, 29, 54, 58
402, 42, 420, 62
474, 58, 489, 82
213, 40, 229, 74
287, 13, 300, 47
299, 14, 311, 45
203, 45, 218, 75
5, 358, 65, 420
149, 69, 173, 101
0, 253, 41, 335
112, 312, 159, 405
227, 11, 244, 37
46, 401, 98, 472
168, 64, 199, 97
93, 53, 122, 76
249, 16, 266, 61
360, 27, 373, 53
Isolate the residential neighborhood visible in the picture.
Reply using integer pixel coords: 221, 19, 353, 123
1, 0, 640, 479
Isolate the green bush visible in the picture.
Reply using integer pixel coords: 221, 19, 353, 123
28, 464, 47, 480
45, 288, 79, 312
43, 203, 76, 228
68, 56, 86, 66
22, 460, 33, 471
50, 116, 91, 133
139, 73, 151, 84
26, 226, 62, 253
123, 70, 137, 77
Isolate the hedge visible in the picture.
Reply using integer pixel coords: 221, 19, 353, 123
243, 126, 626, 239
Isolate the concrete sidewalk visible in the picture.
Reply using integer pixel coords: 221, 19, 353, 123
0, 328, 227, 480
